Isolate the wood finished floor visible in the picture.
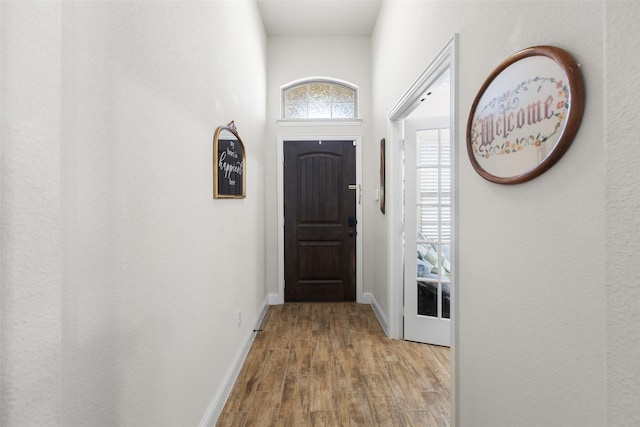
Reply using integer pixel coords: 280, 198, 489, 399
217, 302, 450, 427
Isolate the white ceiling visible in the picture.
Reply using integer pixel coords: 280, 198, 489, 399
257, 0, 383, 36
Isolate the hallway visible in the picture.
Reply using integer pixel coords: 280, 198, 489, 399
5, 1, 637, 425
217, 303, 450, 426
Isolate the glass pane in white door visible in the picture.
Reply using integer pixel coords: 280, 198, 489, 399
416, 127, 452, 321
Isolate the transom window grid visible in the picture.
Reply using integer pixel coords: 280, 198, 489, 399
416, 128, 452, 319
282, 80, 357, 119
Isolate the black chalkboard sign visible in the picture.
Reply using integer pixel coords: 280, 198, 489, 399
213, 124, 246, 198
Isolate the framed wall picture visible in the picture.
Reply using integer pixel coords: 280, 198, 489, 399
466, 45, 585, 184
213, 122, 246, 198
380, 138, 385, 214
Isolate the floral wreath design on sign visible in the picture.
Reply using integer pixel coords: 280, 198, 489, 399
469, 77, 569, 159
466, 46, 584, 185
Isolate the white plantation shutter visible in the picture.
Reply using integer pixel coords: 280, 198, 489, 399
416, 129, 451, 245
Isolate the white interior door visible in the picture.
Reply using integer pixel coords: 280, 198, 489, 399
404, 117, 452, 346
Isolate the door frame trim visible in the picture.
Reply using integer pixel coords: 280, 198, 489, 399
274, 135, 363, 305
386, 34, 458, 426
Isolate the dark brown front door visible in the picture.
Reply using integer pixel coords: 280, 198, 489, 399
284, 140, 356, 302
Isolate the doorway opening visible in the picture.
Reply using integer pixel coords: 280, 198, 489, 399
387, 34, 458, 424
276, 136, 363, 304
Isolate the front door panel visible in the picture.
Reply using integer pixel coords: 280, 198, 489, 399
284, 141, 356, 302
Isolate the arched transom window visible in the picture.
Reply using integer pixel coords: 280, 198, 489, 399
282, 78, 358, 119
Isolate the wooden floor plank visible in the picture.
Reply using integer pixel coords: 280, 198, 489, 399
401, 410, 441, 427
396, 340, 444, 392
216, 302, 450, 427
425, 345, 451, 386
383, 360, 429, 411
309, 411, 340, 427
422, 391, 451, 427
215, 411, 247, 427
287, 338, 312, 378
276, 410, 312, 427
337, 388, 376, 426
244, 391, 280, 427
256, 348, 290, 393
362, 374, 400, 426
309, 360, 338, 413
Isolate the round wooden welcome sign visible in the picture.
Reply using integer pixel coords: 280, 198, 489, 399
466, 46, 585, 184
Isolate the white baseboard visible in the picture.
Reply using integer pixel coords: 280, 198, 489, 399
362, 292, 389, 336
359, 291, 373, 305
267, 292, 281, 305
198, 297, 270, 427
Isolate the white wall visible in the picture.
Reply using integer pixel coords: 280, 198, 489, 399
264, 36, 375, 301
372, 1, 611, 425
1, 2, 62, 425
605, 2, 640, 425
2, 1, 267, 426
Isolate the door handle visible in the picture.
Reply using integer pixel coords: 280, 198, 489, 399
348, 216, 357, 237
